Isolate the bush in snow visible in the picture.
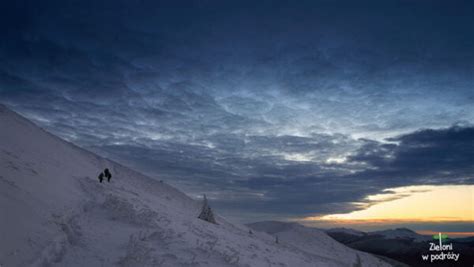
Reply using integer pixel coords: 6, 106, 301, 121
198, 194, 217, 224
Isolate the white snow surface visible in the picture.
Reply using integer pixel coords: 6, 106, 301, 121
0, 105, 391, 267
248, 222, 389, 267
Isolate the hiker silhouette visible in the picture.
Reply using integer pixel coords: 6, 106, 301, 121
104, 168, 112, 182
98, 172, 104, 183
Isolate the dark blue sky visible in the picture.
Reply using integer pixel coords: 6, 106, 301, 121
1, 0, 473, 224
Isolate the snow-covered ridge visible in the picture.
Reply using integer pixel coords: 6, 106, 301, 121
248, 221, 390, 267
370, 228, 431, 242
0, 104, 391, 266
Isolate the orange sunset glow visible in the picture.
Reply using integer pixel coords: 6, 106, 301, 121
304, 185, 474, 224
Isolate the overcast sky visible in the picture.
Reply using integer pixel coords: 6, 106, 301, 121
1, 0, 473, 225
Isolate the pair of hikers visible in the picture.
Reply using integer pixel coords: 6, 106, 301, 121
98, 168, 112, 183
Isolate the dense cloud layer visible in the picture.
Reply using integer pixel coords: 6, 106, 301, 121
1, 0, 473, 221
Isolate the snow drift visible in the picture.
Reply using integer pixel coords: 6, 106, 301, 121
0, 104, 391, 267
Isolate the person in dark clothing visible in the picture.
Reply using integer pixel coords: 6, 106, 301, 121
98, 172, 104, 183
104, 168, 112, 182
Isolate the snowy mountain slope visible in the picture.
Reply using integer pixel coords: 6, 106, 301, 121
248, 221, 390, 267
0, 104, 391, 267
370, 228, 431, 242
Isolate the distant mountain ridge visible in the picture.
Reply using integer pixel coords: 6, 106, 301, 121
247, 221, 392, 266
325, 226, 474, 266
370, 228, 431, 242
326, 227, 366, 237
